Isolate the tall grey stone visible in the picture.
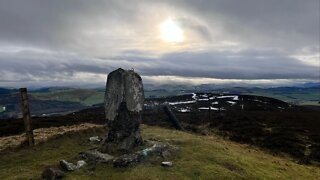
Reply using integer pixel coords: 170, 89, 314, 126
101, 102, 143, 154
104, 68, 144, 121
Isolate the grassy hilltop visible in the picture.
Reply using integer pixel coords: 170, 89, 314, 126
1, 125, 319, 179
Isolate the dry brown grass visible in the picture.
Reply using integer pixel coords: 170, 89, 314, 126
0, 123, 103, 151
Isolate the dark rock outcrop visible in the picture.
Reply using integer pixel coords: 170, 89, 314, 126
101, 102, 143, 154
104, 68, 144, 121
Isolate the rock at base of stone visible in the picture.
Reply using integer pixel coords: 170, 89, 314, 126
60, 160, 78, 171
89, 136, 101, 143
113, 153, 141, 168
101, 102, 143, 154
79, 150, 114, 164
113, 142, 168, 168
77, 160, 87, 168
161, 161, 173, 167
60, 159, 87, 172
41, 167, 65, 180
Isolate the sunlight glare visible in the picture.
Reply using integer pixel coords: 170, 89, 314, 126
160, 19, 184, 43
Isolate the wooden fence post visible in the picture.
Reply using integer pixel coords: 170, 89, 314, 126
20, 88, 34, 146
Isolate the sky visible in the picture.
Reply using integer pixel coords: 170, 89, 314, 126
0, 0, 319, 88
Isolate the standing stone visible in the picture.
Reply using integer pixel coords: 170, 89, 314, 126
104, 68, 144, 122
101, 102, 143, 154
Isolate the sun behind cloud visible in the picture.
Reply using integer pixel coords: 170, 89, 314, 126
160, 18, 184, 43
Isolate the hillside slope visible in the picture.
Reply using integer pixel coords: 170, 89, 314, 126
0, 125, 319, 179
1, 93, 319, 163
31, 88, 105, 106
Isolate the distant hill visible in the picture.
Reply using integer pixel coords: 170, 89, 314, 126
145, 85, 320, 105
1, 92, 320, 163
0, 84, 319, 119
0, 88, 18, 95
0, 92, 86, 119
31, 88, 105, 106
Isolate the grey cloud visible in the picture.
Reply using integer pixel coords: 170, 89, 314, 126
0, 48, 318, 84
0, 51, 112, 78
133, 50, 319, 80
0, 0, 318, 87
0, 0, 146, 49
1, 0, 317, 51
171, 0, 319, 50
178, 17, 212, 41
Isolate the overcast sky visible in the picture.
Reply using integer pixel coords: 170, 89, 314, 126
0, 0, 319, 88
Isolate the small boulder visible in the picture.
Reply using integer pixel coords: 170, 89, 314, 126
89, 136, 101, 143
161, 161, 173, 167
113, 153, 141, 168
76, 160, 87, 168
113, 142, 169, 168
79, 150, 114, 163
41, 167, 65, 180
60, 160, 78, 171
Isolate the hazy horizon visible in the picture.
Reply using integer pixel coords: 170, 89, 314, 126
1, 80, 320, 90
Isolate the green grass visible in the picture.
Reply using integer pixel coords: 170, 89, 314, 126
1, 125, 319, 179
299, 101, 320, 106
247, 90, 320, 106
31, 89, 104, 106
81, 92, 104, 106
